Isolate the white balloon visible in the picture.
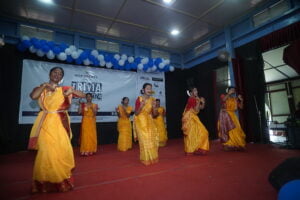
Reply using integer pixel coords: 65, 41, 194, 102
146, 68, 152, 73
152, 66, 157, 71
164, 59, 170, 65
71, 51, 79, 59
37, 50, 45, 57
114, 54, 120, 60
121, 54, 127, 60
158, 63, 165, 69
106, 62, 112, 68
138, 64, 144, 70
100, 61, 106, 67
77, 49, 83, 54
65, 48, 72, 55
128, 56, 134, 63
29, 46, 37, 53
141, 57, 149, 64
169, 66, 175, 72
98, 54, 104, 61
69, 45, 76, 51
21, 35, 30, 41
118, 59, 125, 66
47, 50, 55, 59
83, 59, 90, 66
91, 49, 99, 57
58, 52, 67, 61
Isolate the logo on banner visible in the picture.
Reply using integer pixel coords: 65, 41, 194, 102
72, 72, 102, 100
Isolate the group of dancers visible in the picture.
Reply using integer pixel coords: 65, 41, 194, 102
27, 66, 246, 193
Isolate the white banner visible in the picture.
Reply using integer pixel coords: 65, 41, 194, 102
19, 59, 137, 124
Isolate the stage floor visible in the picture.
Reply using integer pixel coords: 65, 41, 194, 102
0, 139, 299, 200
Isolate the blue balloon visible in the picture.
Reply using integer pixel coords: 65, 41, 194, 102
30, 37, 38, 44
131, 63, 137, 70
42, 45, 50, 53
47, 41, 55, 49
22, 40, 31, 48
154, 58, 163, 65
66, 55, 73, 63
134, 57, 141, 64
143, 64, 149, 71
40, 40, 47, 46
52, 46, 61, 55
94, 59, 99, 66
33, 40, 41, 49
75, 58, 82, 65
59, 43, 68, 51
17, 43, 26, 52
278, 180, 300, 200
148, 58, 154, 66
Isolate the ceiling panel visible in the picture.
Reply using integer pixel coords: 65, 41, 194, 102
264, 69, 287, 82
76, 0, 125, 19
277, 66, 298, 77
0, 0, 272, 50
72, 12, 112, 35
202, 0, 268, 27
107, 22, 147, 42
118, 0, 167, 28
24, 4, 72, 25
172, 0, 222, 18
151, 9, 195, 33
181, 20, 213, 45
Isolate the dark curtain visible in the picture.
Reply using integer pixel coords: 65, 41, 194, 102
165, 58, 225, 140
260, 21, 300, 52
232, 58, 246, 131
283, 39, 300, 74
235, 41, 268, 143
0, 44, 118, 154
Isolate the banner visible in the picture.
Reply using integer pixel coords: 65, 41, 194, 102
19, 59, 137, 124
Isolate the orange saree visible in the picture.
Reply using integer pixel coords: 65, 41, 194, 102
182, 97, 209, 155
79, 103, 98, 155
117, 105, 133, 151
134, 96, 159, 165
28, 87, 74, 193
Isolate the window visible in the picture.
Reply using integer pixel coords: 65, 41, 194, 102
253, 0, 289, 27
151, 49, 170, 60
194, 41, 211, 56
19, 24, 53, 41
96, 40, 119, 53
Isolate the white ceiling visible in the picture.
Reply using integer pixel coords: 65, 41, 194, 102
0, 0, 269, 50
263, 45, 299, 83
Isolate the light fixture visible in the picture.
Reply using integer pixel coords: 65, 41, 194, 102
38, 0, 54, 5
163, 0, 176, 5
170, 29, 180, 36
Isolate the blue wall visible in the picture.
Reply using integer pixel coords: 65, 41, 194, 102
183, 0, 300, 68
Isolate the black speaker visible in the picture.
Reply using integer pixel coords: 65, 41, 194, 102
269, 157, 300, 191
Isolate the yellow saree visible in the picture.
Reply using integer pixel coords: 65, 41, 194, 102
134, 96, 159, 165
80, 103, 98, 155
28, 87, 74, 193
154, 107, 168, 147
117, 105, 133, 151
182, 97, 209, 155
218, 97, 246, 150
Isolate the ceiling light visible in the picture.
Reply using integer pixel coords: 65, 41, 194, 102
170, 29, 180, 36
38, 0, 54, 5
163, 0, 176, 5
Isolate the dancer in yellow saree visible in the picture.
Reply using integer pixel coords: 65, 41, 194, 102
116, 97, 133, 151
135, 83, 159, 165
28, 67, 85, 193
78, 93, 98, 156
182, 87, 209, 155
218, 86, 246, 151
154, 99, 168, 147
